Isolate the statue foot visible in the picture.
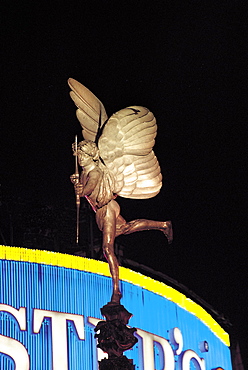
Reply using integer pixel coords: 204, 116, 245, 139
161, 221, 173, 244
110, 291, 122, 305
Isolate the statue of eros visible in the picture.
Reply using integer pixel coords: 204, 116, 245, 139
68, 78, 173, 304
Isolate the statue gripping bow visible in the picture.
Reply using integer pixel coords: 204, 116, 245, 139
69, 78, 172, 304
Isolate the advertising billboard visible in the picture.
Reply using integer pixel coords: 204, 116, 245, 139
0, 245, 232, 369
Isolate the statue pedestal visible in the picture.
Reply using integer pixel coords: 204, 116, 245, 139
98, 356, 135, 370
95, 303, 137, 369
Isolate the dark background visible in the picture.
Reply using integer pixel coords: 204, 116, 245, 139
1, 0, 247, 365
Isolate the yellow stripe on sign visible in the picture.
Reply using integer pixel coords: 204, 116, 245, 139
0, 245, 230, 346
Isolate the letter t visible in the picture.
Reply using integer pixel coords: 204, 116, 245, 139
33, 309, 85, 370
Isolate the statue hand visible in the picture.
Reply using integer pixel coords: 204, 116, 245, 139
70, 174, 84, 195
74, 182, 84, 196
70, 173, 79, 184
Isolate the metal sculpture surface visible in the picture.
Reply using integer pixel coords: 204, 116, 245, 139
69, 78, 172, 304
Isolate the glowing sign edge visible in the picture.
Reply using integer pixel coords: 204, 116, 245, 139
0, 245, 230, 346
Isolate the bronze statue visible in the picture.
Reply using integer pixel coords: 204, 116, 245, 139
69, 78, 172, 304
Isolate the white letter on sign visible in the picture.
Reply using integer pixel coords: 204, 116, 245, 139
136, 328, 175, 370
33, 309, 85, 370
181, 350, 206, 370
0, 304, 30, 369
0, 335, 30, 370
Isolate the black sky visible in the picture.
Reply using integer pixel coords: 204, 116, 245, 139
1, 0, 248, 365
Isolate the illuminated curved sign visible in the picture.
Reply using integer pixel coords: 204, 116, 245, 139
0, 246, 232, 369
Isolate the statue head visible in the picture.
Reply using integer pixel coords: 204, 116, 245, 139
73, 140, 99, 162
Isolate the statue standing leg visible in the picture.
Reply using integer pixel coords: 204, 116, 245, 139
96, 200, 173, 303
96, 202, 122, 304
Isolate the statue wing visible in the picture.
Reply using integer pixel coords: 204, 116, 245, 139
68, 78, 108, 141
98, 106, 162, 199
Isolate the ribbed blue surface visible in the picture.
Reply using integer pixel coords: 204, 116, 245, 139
0, 259, 232, 369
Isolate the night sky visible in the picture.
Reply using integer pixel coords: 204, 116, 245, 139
2, 1, 247, 365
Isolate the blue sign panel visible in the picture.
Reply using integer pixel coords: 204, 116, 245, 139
0, 246, 232, 369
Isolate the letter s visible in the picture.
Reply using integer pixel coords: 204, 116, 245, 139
0, 335, 30, 370
0, 304, 30, 369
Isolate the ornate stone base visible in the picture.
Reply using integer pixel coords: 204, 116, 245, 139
98, 356, 135, 370
95, 302, 137, 369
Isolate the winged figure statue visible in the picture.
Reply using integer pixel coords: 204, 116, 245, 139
68, 78, 172, 304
